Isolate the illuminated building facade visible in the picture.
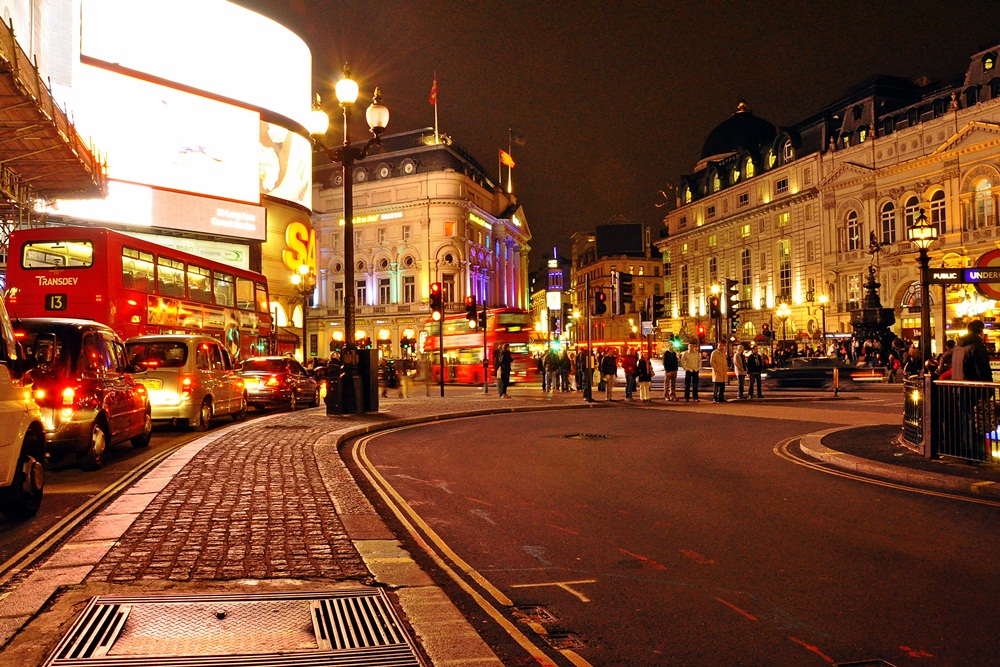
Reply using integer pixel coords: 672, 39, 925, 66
657, 42, 1000, 354
312, 129, 532, 358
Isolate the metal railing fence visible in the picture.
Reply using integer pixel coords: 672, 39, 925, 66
932, 380, 1000, 463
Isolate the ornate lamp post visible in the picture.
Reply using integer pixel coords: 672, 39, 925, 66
907, 208, 939, 366
308, 64, 389, 411
777, 302, 791, 342
290, 263, 316, 363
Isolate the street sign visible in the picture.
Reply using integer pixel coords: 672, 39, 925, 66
641, 321, 653, 336
975, 249, 1000, 300
928, 268, 1000, 285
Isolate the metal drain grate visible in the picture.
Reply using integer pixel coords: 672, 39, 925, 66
561, 433, 614, 440
44, 590, 423, 667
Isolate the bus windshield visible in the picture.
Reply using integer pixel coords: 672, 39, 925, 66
22, 239, 94, 269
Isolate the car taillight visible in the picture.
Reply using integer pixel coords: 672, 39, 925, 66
61, 387, 75, 406
265, 374, 281, 387
180, 376, 194, 397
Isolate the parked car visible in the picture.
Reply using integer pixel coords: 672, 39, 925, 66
125, 334, 247, 431
237, 356, 320, 411
764, 357, 857, 390
15, 318, 151, 470
0, 298, 45, 519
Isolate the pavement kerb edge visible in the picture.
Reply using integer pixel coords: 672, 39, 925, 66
800, 426, 1000, 499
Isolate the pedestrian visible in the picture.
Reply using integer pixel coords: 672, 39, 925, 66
496, 343, 513, 399
951, 319, 994, 456
560, 350, 572, 391
679, 343, 701, 402
543, 348, 561, 394
710, 343, 728, 403
733, 343, 748, 399
901, 347, 922, 377
621, 348, 637, 401
745, 345, 764, 398
662, 346, 678, 401
578, 348, 595, 402
600, 350, 617, 401
935, 339, 956, 376
636, 352, 654, 402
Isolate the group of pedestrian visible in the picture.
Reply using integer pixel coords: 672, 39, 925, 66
663, 341, 765, 403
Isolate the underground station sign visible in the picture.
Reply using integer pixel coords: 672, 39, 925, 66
929, 249, 1000, 299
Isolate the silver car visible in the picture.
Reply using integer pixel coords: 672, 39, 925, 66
125, 334, 247, 430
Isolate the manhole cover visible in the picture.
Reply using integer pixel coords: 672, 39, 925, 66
43, 589, 423, 666
562, 433, 614, 440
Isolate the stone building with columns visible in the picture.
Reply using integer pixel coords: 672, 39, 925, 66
311, 128, 531, 359
657, 41, 1000, 358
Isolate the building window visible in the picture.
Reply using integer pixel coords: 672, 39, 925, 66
846, 210, 862, 251
708, 257, 718, 284
333, 282, 344, 307
805, 204, 813, 220
880, 202, 896, 244
355, 280, 367, 305
929, 190, 946, 235
974, 179, 995, 228
354, 230, 363, 246
683, 186, 692, 204
680, 265, 690, 316
904, 196, 921, 232
767, 150, 776, 169
712, 173, 721, 192
738, 192, 749, 207
777, 212, 790, 228
402, 225, 411, 240
708, 234, 717, 247
378, 277, 391, 304
679, 216, 687, 228
682, 243, 689, 254
760, 252, 767, 272
806, 240, 815, 262
707, 205, 716, 218
740, 224, 750, 238
984, 53, 996, 72
402, 276, 415, 303
444, 221, 456, 236
744, 158, 754, 179
782, 141, 793, 162
778, 240, 791, 301
441, 274, 455, 303
775, 178, 788, 194
804, 168, 812, 185
740, 250, 752, 302
378, 227, 387, 244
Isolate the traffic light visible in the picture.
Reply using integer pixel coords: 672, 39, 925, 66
697, 324, 706, 343
762, 323, 773, 340
429, 282, 443, 321
651, 295, 666, 324
465, 296, 478, 327
478, 308, 488, 329
709, 295, 721, 319
617, 272, 634, 315
561, 302, 573, 331
594, 291, 607, 315
726, 279, 740, 334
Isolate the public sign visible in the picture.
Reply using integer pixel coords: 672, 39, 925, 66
926, 250, 1000, 300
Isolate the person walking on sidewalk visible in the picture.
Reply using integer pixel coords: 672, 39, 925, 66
710, 343, 729, 403
496, 343, 513, 399
600, 350, 618, 401
621, 348, 638, 401
745, 345, 764, 398
662, 346, 678, 401
733, 343, 748, 399
636, 352, 654, 402
543, 348, 560, 394
680, 343, 701, 402
952, 319, 994, 454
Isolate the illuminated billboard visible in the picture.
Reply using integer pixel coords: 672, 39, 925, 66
73, 64, 260, 204
80, 0, 312, 129
260, 122, 312, 209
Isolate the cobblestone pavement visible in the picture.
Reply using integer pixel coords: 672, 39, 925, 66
86, 415, 369, 584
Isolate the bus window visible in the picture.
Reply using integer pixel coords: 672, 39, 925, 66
255, 282, 269, 313
187, 265, 212, 304
235, 277, 255, 310
22, 239, 94, 269
122, 247, 154, 292
214, 271, 235, 307
158, 257, 185, 298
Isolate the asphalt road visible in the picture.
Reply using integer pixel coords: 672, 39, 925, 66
357, 398, 1000, 666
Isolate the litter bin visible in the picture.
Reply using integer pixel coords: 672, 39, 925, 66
356, 348, 379, 413
324, 371, 342, 415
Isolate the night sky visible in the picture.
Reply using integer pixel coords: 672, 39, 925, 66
235, 0, 1000, 266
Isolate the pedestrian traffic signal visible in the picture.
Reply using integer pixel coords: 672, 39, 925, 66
652, 294, 666, 324
594, 291, 607, 315
465, 296, 478, 327
429, 282, 443, 321
709, 295, 721, 319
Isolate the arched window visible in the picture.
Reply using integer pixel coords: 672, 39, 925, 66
744, 158, 755, 179
846, 211, 862, 251
767, 150, 776, 169
783, 140, 794, 162
965, 87, 979, 107
881, 117, 894, 135
975, 179, 995, 228
840, 133, 850, 149
903, 196, 921, 232
984, 53, 996, 72
880, 202, 896, 245
852, 105, 864, 121
712, 172, 721, 192
858, 126, 868, 143
683, 185, 692, 204
929, 190, 946, 235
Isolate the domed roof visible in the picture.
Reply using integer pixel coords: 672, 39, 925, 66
700, 102, 777, 161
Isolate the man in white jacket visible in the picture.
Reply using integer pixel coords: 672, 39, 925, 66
710, 344, 729, 403
679, 343, 702, 402
732, 343, 748, 399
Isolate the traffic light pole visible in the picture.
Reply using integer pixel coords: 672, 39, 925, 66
482, 304, 488, 394
439, 315, 445, 397
585, 275, 593, 402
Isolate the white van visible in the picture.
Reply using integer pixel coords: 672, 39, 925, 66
0, 295, 45, 519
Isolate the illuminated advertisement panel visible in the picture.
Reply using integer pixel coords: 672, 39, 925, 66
73, 64, 260, 204
126, 232, 251, 271
80, 0, 311, 128
260, 122, 312, 209
48, 181, 266, 242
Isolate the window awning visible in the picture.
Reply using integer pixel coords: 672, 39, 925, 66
0, 21, 106, 206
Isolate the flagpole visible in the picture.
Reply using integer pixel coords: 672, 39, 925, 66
433, 76, 439, 144
507, 127, 513, 193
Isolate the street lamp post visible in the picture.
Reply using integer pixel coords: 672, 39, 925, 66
818, 294, 828, 354
777, 302, 790, 343
907, 208, 939, 366
290, 263, 316, 362
308, 64, 389, 412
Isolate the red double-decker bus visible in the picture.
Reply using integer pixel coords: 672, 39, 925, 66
4, 226, 272, 361
422, 307, 539, 384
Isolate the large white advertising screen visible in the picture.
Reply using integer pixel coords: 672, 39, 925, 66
80, 0, 311, 128
73, 65, 260, 204
260, 122, 312, 210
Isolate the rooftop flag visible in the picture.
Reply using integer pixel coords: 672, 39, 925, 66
429, 76, 438, 105
499, 148, 515, 168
